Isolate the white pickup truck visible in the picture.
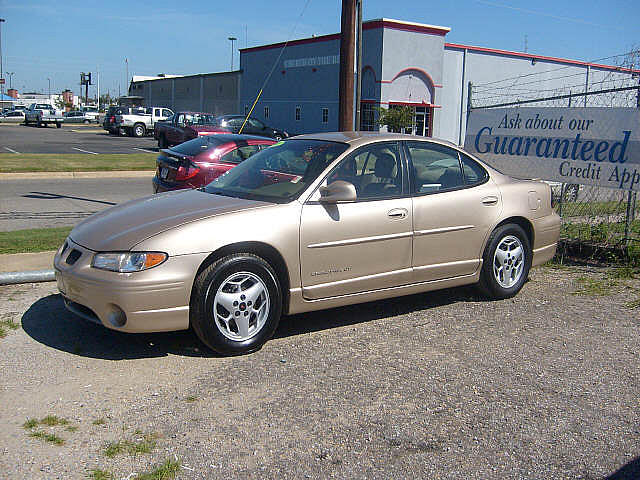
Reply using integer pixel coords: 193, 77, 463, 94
24, 103, 64, 128
115, 106, 174, 137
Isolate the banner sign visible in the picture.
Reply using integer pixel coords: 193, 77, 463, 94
464, 107, 640, 191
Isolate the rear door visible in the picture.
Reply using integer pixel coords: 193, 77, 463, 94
407, 141, 502, 282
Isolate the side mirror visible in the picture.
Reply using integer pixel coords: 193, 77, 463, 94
318, 180, 357, 203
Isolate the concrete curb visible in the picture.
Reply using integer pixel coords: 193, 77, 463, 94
0, 269, 55, 285
0, 170, 155, 180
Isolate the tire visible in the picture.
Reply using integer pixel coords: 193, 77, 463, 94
478, 223, 531, 300
56, 122, 62, 128
158, 135, 167, 149
36, 119, 42, 128
83, 119, 90, 124
133, 123, 145, 137
190, 253, 282, 355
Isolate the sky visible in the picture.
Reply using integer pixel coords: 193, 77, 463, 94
0, 0, 638, 98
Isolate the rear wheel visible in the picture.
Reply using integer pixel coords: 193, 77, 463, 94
190, 254, 282, 355
478, 223, 531, 299
56, 122, 62, 128
133, 123, 145, 137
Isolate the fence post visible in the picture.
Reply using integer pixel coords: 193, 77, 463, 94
557, 184, 565, 217
568, 90, 572, 107
624, 190, 633, 245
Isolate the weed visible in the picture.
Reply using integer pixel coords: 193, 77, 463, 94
22, 418, 38, 429
40, 415, 69, 426
88, 469, 114, 480
572, 276, 618, 296
66, 425, 79, 432
0, 317, 20, 338
185, 395, 198, 402
608, 266, 638, 280
133, 459, 181, 480
626, 296, 640, 309
92, 418, 107, 426
29, 430, 64, 446
104, 433, 158, 457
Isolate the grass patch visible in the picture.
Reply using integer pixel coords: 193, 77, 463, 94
184, 395, 198, 402
104, 433, 158, 457
0, 317, 20, 338
133, 459, 181, 480
92, 418, 107, 426
23, 418, 38, 429
608, 266, 638, 280
40, 415, 69, 426
572, 276, 618, 296
66, 425, 79, 432
88, 469, 114, 480
557, 200, 628, 218
626, 297, 640, 309
29, 430, 65, 445
0, 153, 156, 173
0, 226, 72, 254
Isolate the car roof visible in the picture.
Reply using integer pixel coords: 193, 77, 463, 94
176, 111, 215, 115
290, 131, 460, 149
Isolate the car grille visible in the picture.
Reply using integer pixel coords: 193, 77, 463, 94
65, 249, 82, 265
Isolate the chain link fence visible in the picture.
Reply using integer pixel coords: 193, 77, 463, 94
469, 50, 640, 261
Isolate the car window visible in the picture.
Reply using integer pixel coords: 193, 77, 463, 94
327, 143, 403, 200
220, 145, 261, 164
162, 109, 173, 117
249, 118, 264, 129
406, 142, 464, 193
460, 152, 489, 186
224, 118, 243, 128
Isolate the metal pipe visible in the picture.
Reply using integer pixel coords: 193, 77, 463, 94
0, 270, 55, 286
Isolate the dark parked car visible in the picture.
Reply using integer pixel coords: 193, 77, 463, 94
152, 134, 276, 193
103, 106, 133, 134
214, 115, 289, 140
64, 110, 96, 124
154, 111, 227, 148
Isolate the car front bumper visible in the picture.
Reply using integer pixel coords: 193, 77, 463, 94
54, 238, 209, 333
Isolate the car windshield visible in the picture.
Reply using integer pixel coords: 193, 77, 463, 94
203, 139, 348, 203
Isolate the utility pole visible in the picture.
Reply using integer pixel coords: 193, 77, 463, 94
47, 78, 51, 102
228, 37, 237, 70
338, 0, 356, 131
0, 18, 6, 101
125, 58, 129, 95
7, 71, 13, 89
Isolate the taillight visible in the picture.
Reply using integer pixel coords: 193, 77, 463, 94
110, 116, 115, 122
175, 163, 200, 181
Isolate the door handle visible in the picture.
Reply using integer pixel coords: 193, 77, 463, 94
481, 196, 499, 206
387, 208, 408, 219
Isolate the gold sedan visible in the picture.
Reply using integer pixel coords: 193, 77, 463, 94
54, 132, 560, 355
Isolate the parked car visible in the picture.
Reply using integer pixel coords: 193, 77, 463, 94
214, 114, 289, 140
24, 103, 64, 128
103, 106, 133, 135
0, 110, 26, 123
154, 111, 226, 148
80, 106, 100, 123
63, 110, 96, 124
54, 132, 560, 355
153, 134, 276, 193
13, 105, 27, 112
115, 106, 174, 137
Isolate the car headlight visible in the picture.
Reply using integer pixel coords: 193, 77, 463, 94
92, 252, 167, 273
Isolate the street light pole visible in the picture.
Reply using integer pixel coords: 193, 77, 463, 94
47, 78, 51, 102
0, 18, 6, 101
7, 72, 14, 89
228, 37, 237, 71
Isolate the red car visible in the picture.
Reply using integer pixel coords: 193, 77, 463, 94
152, 134, 276, 193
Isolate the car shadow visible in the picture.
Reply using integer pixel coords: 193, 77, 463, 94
275, 285, 480, 339
22, 285, 483, 360
21, 294, 214, 360
606, 456, 640, 480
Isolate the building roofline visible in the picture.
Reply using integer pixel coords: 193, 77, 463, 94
445, 42, 640, 74
240, 18, 450, 54
131, 70, 241, 84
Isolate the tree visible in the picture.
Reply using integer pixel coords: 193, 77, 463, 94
377, 105, 415, 133
100, 93, 113, 107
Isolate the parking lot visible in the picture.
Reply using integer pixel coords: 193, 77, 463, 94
0, 265, 639, 479
0, 124, 158, 154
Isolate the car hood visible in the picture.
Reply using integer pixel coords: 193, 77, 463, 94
69, 189, 269, 251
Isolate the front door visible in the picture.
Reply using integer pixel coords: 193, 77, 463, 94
300, 143, 413, 299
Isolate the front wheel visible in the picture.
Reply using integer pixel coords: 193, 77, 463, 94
478, 223, 531, 299
190, 254, 282, 355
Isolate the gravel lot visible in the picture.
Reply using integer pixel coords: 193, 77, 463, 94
0, 265, 638, 479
